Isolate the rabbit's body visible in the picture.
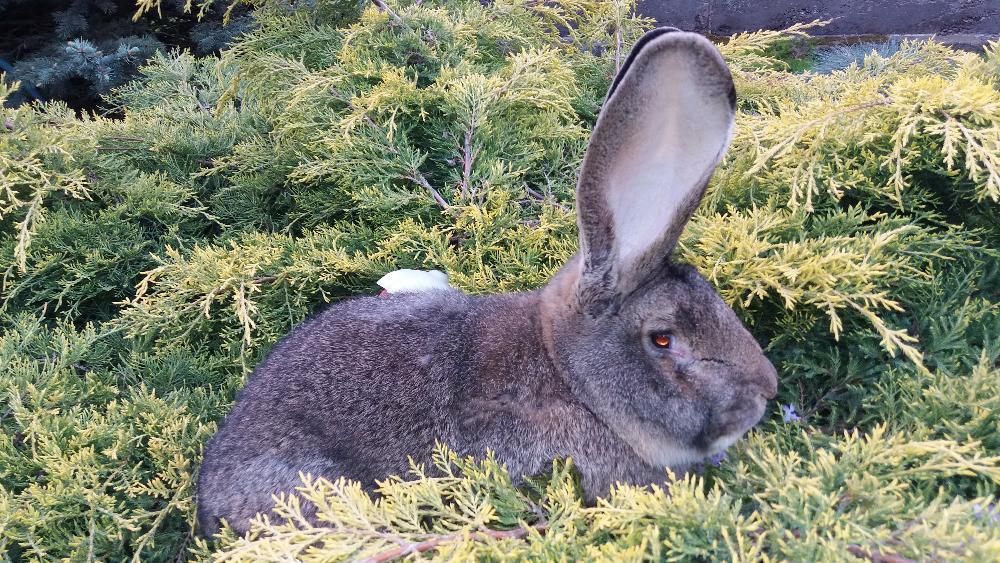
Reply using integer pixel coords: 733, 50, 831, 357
198, 29, 780, 536
197, 281, 665, 535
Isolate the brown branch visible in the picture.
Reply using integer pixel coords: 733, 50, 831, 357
370, 0, 405, 27
351, 117, 446, 209
614, 24, 623, 74
406, 171, 449, 209
846, 545, 916, 563
357, 521, 547, 563
458, 126, 477, 201
170, 531, 194, 563
525, 186, 568, 211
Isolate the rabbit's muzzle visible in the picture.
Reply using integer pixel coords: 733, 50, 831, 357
711, 357, 778, 442
707, 394, 768, 452
752, 355, 779, 400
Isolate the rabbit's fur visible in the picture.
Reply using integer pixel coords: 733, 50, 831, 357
197, 29, 779, 536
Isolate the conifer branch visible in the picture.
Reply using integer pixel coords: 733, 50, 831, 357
357, 521, 548, 563
846, 545, 917, 563
939, 111, 1000, 201
97, 146, 147, 152
745, 97, 893, 178
458, 126, 478, 201
614, 24, 623, 74
525, 186, 568, 211
370, 0, 405, 27
406, 171, 449, 209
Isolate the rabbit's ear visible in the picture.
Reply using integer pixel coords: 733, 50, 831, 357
574, 30, 735, 315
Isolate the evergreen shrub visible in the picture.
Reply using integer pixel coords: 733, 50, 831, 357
0, 0, 998, 560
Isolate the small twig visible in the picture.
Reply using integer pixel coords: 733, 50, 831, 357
846, 545, 916, 563
96, 146, 146, 152
406, 171, 449, 209
370, 0, 405, 27
458, 125, 477, 201
614, 24, 623, 74
170, 531, 194, 563
525, 186, 568, 211
357, 521, 548, 563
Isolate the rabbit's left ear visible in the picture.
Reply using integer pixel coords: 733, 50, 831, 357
574, 29, 735, 315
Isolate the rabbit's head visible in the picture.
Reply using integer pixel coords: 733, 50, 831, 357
541, 29, 777, 468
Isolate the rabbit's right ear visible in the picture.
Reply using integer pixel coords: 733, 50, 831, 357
573, 30, 735, 316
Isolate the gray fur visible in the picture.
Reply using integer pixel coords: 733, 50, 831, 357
197, 29, 778, 536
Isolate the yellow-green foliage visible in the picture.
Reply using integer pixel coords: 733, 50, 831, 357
1, 0, 998, 560
0, 81, 93, 272
198, 429, 1000, 561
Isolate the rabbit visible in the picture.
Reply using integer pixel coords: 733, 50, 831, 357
196, 28, 779, 537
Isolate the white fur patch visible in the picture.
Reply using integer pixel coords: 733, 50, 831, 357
640, 440, 710, 468
627, 429, 745, 469
706, 432, 742, 456
625, 426, 713, 468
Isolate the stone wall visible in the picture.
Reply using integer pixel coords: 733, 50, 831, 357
638, 0, 999, 35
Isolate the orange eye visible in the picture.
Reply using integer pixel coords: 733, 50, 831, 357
651, 333, 672, 349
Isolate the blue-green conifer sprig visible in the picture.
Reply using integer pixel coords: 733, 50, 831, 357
1, 0, 255, 109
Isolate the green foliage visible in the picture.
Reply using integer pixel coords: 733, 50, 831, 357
0, 315, 231, 561
0, 0, 997, 560
0, 79, 94, 272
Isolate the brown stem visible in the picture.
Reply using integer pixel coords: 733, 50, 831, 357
846, 545, 916, 563
525, 186, 568, 211
458, 125, 476, 201
406, 171, 449, 209
370, 0, 405, 26
170, 531, 193, 563
357, 521, 547, 563
614, 24, 623, 74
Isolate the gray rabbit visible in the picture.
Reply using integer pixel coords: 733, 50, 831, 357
197, 28, 778, 536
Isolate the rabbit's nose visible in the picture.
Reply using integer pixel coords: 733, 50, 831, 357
756, 357, 779, 399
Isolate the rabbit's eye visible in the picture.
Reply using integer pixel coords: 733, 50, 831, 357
650, 332, 672, 349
